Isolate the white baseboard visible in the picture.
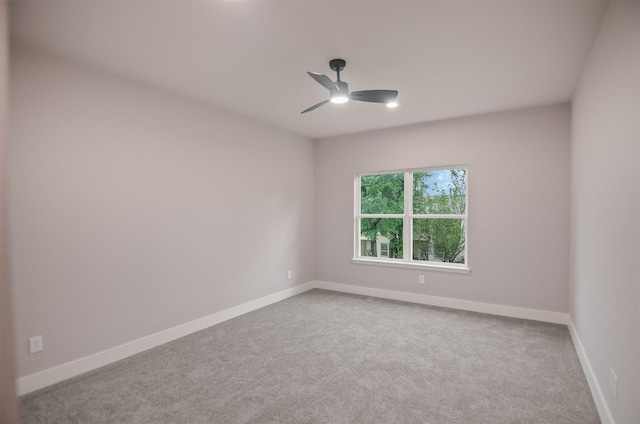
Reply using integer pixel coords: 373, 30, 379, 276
313, 280, 568, 325
312, 282, 614, 421
16, 281, 315, 396
16, 280, 571, 396
567, 315, 615, 424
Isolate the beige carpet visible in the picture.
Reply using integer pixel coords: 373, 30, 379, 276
20, 289, 599, 423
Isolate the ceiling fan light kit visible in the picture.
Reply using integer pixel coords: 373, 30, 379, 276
330, 94, 349, 104
302, 58, 398, 114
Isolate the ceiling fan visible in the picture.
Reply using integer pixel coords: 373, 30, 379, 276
301, 59, 399, 114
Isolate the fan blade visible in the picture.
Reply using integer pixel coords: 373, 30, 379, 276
301, 99, 330, 114
350, 90, 398, 103
307, 72, 338, 91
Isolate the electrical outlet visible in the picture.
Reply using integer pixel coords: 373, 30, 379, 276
287, 270, 292, 279
419, 275, 425, 284
29, 336, 43, 354
609, 368, 618, 399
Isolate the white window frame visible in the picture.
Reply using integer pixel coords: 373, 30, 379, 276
352, 166, 470, 273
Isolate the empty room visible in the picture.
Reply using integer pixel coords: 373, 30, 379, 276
1, 0, 638, 423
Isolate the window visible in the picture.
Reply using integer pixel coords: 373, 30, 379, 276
354, 167, 468, 271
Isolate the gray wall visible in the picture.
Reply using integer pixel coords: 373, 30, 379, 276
10, 45, 315, 377
570, 1, 640, 422
315, 103, 571, 313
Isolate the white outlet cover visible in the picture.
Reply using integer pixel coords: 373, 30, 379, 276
29, 336, 43, 354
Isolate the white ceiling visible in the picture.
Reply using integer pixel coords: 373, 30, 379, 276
10, 0, 609, 139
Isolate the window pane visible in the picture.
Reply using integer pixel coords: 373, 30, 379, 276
380, 243, 389, 257
360, 174, 404, 214
413, 218, 465, 264
360, 218, 403, 259
413, 169, 467, 214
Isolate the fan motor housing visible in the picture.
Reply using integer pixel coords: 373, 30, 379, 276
335, 80, 348, 92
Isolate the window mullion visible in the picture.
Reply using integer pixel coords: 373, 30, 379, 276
404, 172, 412, 261
354, 175, 361, 259
360, 214, 404, 219
412, 214, 467, 219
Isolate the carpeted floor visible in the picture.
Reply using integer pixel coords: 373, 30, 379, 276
20, 289, 599, 423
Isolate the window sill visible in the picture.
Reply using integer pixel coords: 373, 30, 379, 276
351, 258, 471, 274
